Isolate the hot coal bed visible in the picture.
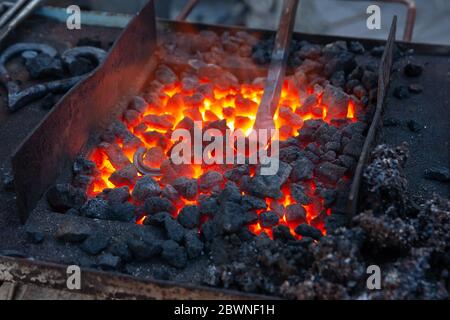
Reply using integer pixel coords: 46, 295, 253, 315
14, 26, 450, 299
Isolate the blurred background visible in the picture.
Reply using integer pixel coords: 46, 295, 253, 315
45, 0, 450, 45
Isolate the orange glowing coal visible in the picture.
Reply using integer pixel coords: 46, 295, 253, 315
87, 76, 357, 239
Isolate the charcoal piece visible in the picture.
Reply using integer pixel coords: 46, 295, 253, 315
102, 186, 130, 205
109, 242, 132, 262
361, 70, 378, 91
98, 253, 121, 271
404, 62, 423, 77
224, 165, 249, 182
305, 151, 320, 164
290, 184, 311, 205
163, 216, 187, 243
342, 122, 367, 138
243, 211, 259, 225
47, 183, 87, 212
155, 65, 177, 85
107, 203, 136, 222
109, 164, 138, 187
218, 181, 242, 203
260, 211, 279, 228
25, 52, 64, 78
285, 204, 306, 223
294, 224, 323, 240
198, 171, 223, 192
316, 162, 347, 183
348, 66, 364, 80
132, 175, 161, 202
349, 41, 365, 54
216, 201, 246, 234
371, 45, 385, 57
393, 85, 410, 99
353, 85, 367, 99
273, 225, 296, 242
330, 71, 346, 88
322, 84, 350, 120
55, 221, 92, 243
145, 197, 176, 215
297, 59, 322, 74
343, 135, 364, 158
124, 109, 140, 127
408, 83, 423, 94
73, 157, 97, 176
172, 177, 198, 200
324, 52, 356, 77
325, 141, 340, 152
424, 167, 450, 183
129, 96, 148, 113
298, 43, 322, 59
81, 233, 110, 255
161, 240, 187, 269
338, 155, 356, 170
26, 226, 45, 244
98, 142, 130, 169
279, 145, 303, 163
241, 195, 268, 211
145, 212, 171, 227
200, 220, 218, 242
143, 114, 174, 130
80, 198, 109, 219
406, 120, 422, 133
199, 197, 219, 216
322, 41, 347, 56
290, 157, 314, 182
322, 151, 337, 162
184, 230, 204, 259
177, 205, 200, 229
161, 184, 182, 206
72, 174, 93, 190
246, 175, 282, 199
127, 234, 162, 261
321, 189, 337, 207
345, 79, 360, 93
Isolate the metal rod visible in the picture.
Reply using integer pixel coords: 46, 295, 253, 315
0, 0, 29, 30
0, 0, 44, 43
384, 0, 415, 42
347, 16, 397, 221
253, 0, 299, 131
177, 0, 200, 21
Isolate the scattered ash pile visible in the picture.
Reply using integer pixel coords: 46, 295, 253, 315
25, 30, 449, 299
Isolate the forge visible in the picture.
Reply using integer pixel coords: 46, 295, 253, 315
1, 0, 449, 300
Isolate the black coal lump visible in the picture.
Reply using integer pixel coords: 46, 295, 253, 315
81, 233, 110, 255
164, 217, 186, 243
404, 61, 423, 77
145, 196, 176, 215
132, 175, 161, 201
144, 212, 172, 227
161, 240, 188, 269
55, 221, 92, 243
273, 225, 296, 242
109, 241, 132, 262
127, 231, 162, 261
177, 205, 200, 229
47, 183, 87, 212
184, 230, 204, 259
294, 224, 323, 240
260, 211, 279, 228
106, 202, 136, 222
97, 253, 121, 271
80, 198, 109, 219
199, 197, 219, 216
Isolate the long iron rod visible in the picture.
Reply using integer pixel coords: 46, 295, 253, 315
0, 0, 29, 30
177, 0, 200, 21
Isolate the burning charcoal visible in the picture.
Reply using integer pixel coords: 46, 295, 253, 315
72, 175, 94, 190
298, 43, 322, 59
298, 119, 323, 140
109, 241, 132, 263
199, 197, 219, 216
224, 165, 249, 182
198, 171, 224, 192
98, 253, 121, 271
184, 230, 204, 259
124, 109, 140, 127
162, 184, 183, 207
294, 224, 323, 240
424, 166, 450, 183
145, 197, 176, 215
404, 61, 423, 77
371, 45, 385, 57
322, 84, 349, 120
296, 95, 317, 116
107, 203, 136, 222
161, 240, 187, 269
217, 181, 242, 203
109, 164, 138, 187
129, 96, 148, 113
172, 177, 198, 200
55, 221, 92, 243
246, 175, 282, 199
132, 175, 161, 202
177, 205, 200, 229
290, 157, 314, 182
408, 83, 423, 94
25, 52, 64, 78
285, 204, 306, 223
101, 186, 130, 205
406, 120, 422, 133
361, 70, 378, 91
241, 195, 268, 211
26, 226, 45, 244
243, 211, 259, 225
316, 162, 347, 183
73, 157, 97, 176
144, 212, 169, 226
260, 211, 279, 228
163, 217, 186, 243
80, 198, 109, 219
80, 233, 110, 255
290, 184, 311, 205
393, 85, 410, 99
297, 59, 322, 74
142, 131, 169, 150
127, 232, 162, 261
143, 114, 174, 130
273, 225, 296, 242
279, 106, 304, 127
349, 41, 365, 54
155, 65, 177, 85
47, 183, 87, 212
98, 142, 131, 169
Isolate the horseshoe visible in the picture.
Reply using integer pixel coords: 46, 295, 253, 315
133, 147, 163, 177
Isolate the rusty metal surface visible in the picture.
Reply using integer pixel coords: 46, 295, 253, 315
0, 255, 274, 300
347, 16, 397, 220
382, 0, 415, 42
253, 0, 299, 131
11, 0, 158, 223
